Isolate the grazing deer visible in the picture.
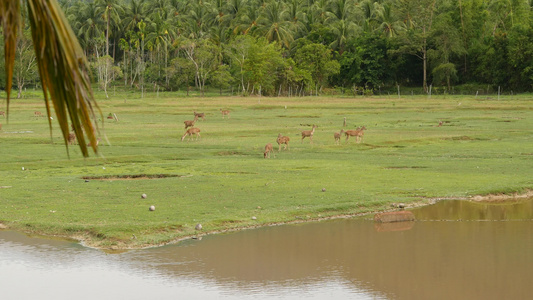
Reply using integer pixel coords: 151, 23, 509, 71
264, 143, 273, 158
334, 129, 344, 145
277, 133, 290, 151
34, 111, 43, 117
193, 111, 205, 120
67, 132, 77, 145
301, 125, 317, 143
181, 127, 201, 141
436, 121, 443, 127
220, 109, 230, 118
184, 116, 198, 129
0, 111, 5, 117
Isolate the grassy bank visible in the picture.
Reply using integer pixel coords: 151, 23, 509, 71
0, 92, 532, 249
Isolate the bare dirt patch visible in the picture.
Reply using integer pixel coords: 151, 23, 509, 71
470, 190, 533, 202
82, 174, 182, 180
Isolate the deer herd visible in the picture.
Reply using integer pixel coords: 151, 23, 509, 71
179, 109, 369, 159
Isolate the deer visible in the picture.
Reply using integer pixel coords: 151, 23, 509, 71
344, 126, 366, 143
220, 109, 230, 118
34, 111, 43, 117
301, 125, 317, 143
277, 133, 290, 151
67, 132, 77, 145
355, 126, 366, 143
184, 116, 198, 129
181, 127, 201, 141
0, 111, 5, 117
264, 143, 273, 158
334, 129, 344, 145
193, 111, 205, 121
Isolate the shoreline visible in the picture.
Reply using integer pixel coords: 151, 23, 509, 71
1, 191, 532, 251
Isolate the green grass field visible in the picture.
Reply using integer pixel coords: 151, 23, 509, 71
1, 91, 532, 249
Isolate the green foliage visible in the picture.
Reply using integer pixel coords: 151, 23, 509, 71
5, 0, 533, 97
337, 33, 390, 89
292, 41, 340, 89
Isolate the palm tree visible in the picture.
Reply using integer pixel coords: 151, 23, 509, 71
1, 0, 100, 156
96, 0, 123, 58
256, 0, 294, 48
74, 1, 105, 56
324, 0, 358, 53
375, 3, 405, 38
122, 0, 149, 33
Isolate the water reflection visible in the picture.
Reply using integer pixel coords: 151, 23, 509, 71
1, 199, 532, 300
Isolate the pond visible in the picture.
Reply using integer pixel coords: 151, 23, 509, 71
1, 199, 532, 300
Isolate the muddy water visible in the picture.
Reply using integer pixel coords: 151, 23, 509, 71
1, 199, 532, 300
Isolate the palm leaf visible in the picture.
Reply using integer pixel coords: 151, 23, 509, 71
0, 0, 20, 121
25, 0, 101, 157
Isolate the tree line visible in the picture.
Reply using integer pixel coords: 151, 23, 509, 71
1, 0, 532, 98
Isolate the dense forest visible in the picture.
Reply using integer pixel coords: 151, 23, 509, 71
1, 0, 533, 97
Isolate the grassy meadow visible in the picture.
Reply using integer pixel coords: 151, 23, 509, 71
0, 91, 532, 249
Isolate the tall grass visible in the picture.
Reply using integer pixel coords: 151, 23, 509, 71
0, 93, 532, 249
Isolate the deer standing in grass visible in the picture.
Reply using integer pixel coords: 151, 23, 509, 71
301, 125, 317, 143
355, 126, 366, 143
334, 129, 344, 144
220, 109, 230, 118
0, 111, 5, 117
193, 111, 205, 120
34, 111, 43, 117
184, 116, 198, 129
67, 132, 76, 145
277, 133, 290, 151
264, 143, 273, 158
344, 126, 366, 143
181, 128, 201, 141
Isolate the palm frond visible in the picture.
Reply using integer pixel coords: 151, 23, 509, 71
0, 0, 21, 120
25, 0, 101, 157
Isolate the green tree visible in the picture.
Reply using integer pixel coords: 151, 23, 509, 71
256, 0, 294, 48
394, 0, 438, 92
336, 33, 390, 91
428, 11, 465, 90
14, 27, 38, 98
292, 41, 340, 94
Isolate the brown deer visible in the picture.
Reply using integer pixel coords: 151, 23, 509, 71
34, 111, 43, 117
181, 127, 201, 141
193, 111, 205, 120
264, 143, 273, 158
67, 132, 77, 145
277, 133, 290, 151
220, 109, 230, 118
355, 126, 366, 143
334, 129, 344, 145
0, 111, 5, 117
301, 125, 317, 143
344, 126, 366, 143
344, 127, 360, 142
184, 116, 198, 129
